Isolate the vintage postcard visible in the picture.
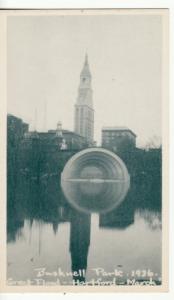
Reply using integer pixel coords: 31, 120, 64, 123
0, 9, 169, 292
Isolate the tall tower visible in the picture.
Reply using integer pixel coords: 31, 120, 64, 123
74, 54, 94, 143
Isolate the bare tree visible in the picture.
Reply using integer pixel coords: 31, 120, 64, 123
145, 135, 162, 150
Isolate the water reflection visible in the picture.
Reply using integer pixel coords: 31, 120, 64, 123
7, 174, 161, 285
70, 211, 91, 283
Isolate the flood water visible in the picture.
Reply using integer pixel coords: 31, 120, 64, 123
7, 175, 162, 286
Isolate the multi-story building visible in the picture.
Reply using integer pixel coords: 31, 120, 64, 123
74, 54, 94, 144
47, 129, 89, 150
102, 127, 136, 153
24, 128, 88, 151
7, 114, 29, 139
7, 114, 29, 191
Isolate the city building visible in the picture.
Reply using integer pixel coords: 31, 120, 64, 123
74, 54, 94, 144
7, 114, 29, 191
47, 128, 88, 150
7, 114, 29, 139
7, 114, 29, 165
24, 127, 88, 151
102, 127, 136, 153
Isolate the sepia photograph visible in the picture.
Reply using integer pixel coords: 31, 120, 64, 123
0, 8, 169, 292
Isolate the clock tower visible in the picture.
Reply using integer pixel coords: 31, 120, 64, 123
74, 54, 94, 144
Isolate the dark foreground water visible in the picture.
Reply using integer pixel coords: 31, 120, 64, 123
7, 175, 162, 286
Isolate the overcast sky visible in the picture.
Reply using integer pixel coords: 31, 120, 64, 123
7, 12, 163, 147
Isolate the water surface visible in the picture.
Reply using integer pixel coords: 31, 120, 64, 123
7, 175, 162, 285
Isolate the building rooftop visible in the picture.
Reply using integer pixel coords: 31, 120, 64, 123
48, 129, 86, 139
102, 127, 136, 137
7, 113, 22, 122
28, 129, 87, 140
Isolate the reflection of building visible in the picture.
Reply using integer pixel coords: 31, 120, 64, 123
69, 210, 91, 283
74, 54, 94, 144
102, 127, 136, 153
99, 196, 135, 230
99, 186, 137, 230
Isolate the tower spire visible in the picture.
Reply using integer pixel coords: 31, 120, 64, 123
85, 53, 88, 65
80, 53, 91, 78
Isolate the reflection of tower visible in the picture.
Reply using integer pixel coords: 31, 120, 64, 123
99, 189, 135, 229
69, 210, 91, 283
74, 54, 94, 143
